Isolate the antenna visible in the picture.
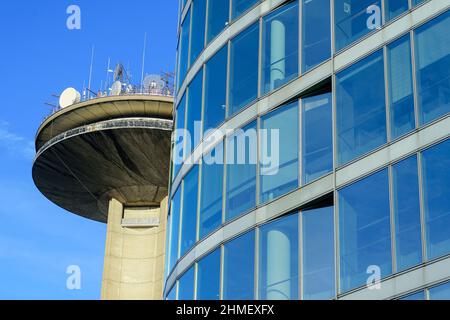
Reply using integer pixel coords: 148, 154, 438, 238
110, 81, 122, 96
87, 45, 95, 99
59, 88, 81, 108
141, 32, 147, 93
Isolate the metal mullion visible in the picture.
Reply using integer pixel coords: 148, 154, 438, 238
222, 137, 228, 224
196, 158, 203, 242
388, 165, 397, 274
410, 29, 420, 129
204, 0, 210, 47
187, 2, 194, 72
254, 227, 260, 300
417, 151, 428, 263
299, 0, 303, 75
194, 262, 198, 300
384, 45, 392, 143
333, 189, 340, 298
226, 41, 231, 118
299, 210, 303, 300
200, 64, 206, 144
256, 116, 261, 207
220, 245, 225, 300
330, 0, 336, 57
258, 16, 263, 98
298, 97, 302, 188
177, 179, 186, 263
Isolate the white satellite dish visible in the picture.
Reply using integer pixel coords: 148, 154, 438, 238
59, 87, 81, 108
110, 81, 122, 96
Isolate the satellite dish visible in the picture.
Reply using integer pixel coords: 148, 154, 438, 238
59, 87, 81, 108
143, 74, 165, 94
113, 63, 125, 82
110, 81, 122, 96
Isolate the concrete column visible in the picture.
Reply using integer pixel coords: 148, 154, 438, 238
266, 228, 291, 300
270, 19, 286, 91
101, 197, 168, 300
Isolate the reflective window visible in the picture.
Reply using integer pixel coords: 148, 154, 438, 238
339, 169, 392, 293
186, 70, 203, 152
414, 11, 450, 125
334, 0, 382, 51
259, 213, 299, 300
225, 121, 257, 221
204, 46, 227, 132
392, 156, 422, 272
302, 0, 331, 72
166, 285, 177, 300
207, 0, 230, 43
262, 1, 299, 94
422, 139, 450, 260
178, 9, 191, 89
387, 34, 415, 140
223, 231, 255, 299
413, 0, 426, 6
190, 0, 207, 65
301, 92, 333, 185
400, 291, 426, 300
260, 101, 299, 204
302, 205, 335, 300
199, 143, 224, 239
168, 187, 182, 273
232, 0, 259, 20
178, 267, 195, 300
173, 94, 186, 179
429, 282, 450, 300
180, 165, 199, 256
336, 50, 386, 165
229, 22, 259, 115
197, 249, 221, 300
385, 0, 408, 22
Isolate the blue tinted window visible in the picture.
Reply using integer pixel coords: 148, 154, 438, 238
413, 0, 426, 6
178, 267, 195, 300
259, 213, 299, 300
173, 94, 186, 179
387, 35, 415, 140
262, 1, 299, 94
207, 0, 230, 43
260, 101, 299, 203
339, 169, 392, 293
223, 231, 255, 299
197, 249, 221, 300
385, 0, 408, 21
204, 46, 227, 132
178, 9, 191, 89
232, 0, 259, 19
334, 0, 382, 51
166, 285, 177, 300
400, 291, 425, 300
422, 139, 450, 260
180, 166, 199, 256
392, 156, 422, 271
229, 23, 259, 115
301, 92, 333, 185
199, 143, 224, 239
225, 121, 257, 221
414, 11, 450, 125
302, 0, 331, 72
190, 0, 207, 65
429, 282, 450, 300
336, 50, 386, 165
169, 187, 182, 272
186, 70, 203, 152
302, 205, 335, 300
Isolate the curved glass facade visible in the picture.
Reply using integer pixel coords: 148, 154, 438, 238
167, 0, 450, 300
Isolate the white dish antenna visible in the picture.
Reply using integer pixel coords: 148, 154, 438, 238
143, 74, 165, 94
59, 87, 81, 108
110, 81, 122, 96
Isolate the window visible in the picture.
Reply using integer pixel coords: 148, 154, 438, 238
173, 94, 186, 179
336, 50, 386, 165
190, 0, 207, 65
412, 0, 426, 6
429, 282, 450, 300
166, 285, 177, 300
302, 0, 331, 72
199, 143, 224, 239
229, 22, 259, 115
180, 165, 199, 256
206, 0, 230, 43
260, 101, 299, 204
387, 34, 415, 140
223, 231, 255, 299
302, 205, 335, 300
392, 155, 422, 272
261, 1, 299, 94
385, 0, 408, 22
225, 121, 257, 221
178, 9, 191, 89
178, 267, 195, 300
186, 70, 203, 152
414, 11, 450, 125
259, 213, 299, 300
301, 92, 333, 185
196, 249, 221, 300
422, 139, 450, 260
339, 169, 392, 293
399, 291, 426, 300
168, 187, 182, 273
232, 0, 259, 20
334, 0, 382, 51
204, 46, 227, 133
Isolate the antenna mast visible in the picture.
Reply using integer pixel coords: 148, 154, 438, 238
140, 32, 147, 93
87, 45, 95, 99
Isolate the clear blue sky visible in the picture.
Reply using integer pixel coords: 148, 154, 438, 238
0, 0, 178, 299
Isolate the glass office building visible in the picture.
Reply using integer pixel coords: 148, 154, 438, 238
165, 0, 450, 300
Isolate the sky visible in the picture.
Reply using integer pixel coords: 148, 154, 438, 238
0, 0, 178, 299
